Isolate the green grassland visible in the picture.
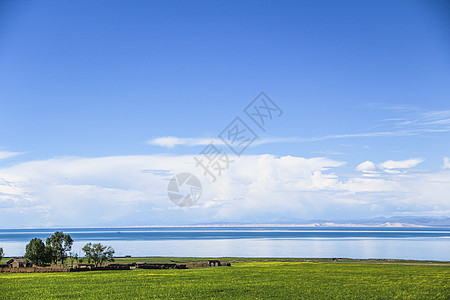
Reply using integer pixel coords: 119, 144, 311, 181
1, 261, 449, 299
111, 256, 450, 265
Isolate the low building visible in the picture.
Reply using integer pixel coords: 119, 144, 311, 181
6, 258, 30, 268
208, 260, 221, 266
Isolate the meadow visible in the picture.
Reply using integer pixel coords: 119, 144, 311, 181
0, 260, 449, 299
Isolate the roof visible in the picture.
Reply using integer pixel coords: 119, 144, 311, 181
7, 258, 25, 264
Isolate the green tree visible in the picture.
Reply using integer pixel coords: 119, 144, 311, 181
82, 243, 115, 267
46, 231, 73, 264
24, 238, 52, 266
82, 243, 92, 263
70, 252, 79, 263
0, 247, 4, 261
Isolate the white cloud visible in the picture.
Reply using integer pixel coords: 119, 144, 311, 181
379, 158, 423, 170
443, 157, 450, 169
0, 154, 448, 227
0, 151, 23, 161
147, 137, 223, 148
147, 136, 303, 148
356, 161, 377, 172
315, 150, 344, 155
148, 128, 448, 149
147, 108, 450, 149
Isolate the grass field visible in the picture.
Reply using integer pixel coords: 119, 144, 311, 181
1, 260, 449, 299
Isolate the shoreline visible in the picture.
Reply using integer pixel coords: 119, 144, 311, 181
2, 222, 448, 230
2, 256, 450, 265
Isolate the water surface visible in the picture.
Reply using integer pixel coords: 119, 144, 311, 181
1, 227, 449, 261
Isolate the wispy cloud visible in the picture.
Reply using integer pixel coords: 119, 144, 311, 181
443, 157, 450, 169
0, 151, 24, 161
315, 150, 345, 155
147, 137, 224, 148
147, 108, 450, 148
374, 105, 450, 130
147, 128, 447, 148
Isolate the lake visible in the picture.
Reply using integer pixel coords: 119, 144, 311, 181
1, 227, 449, 261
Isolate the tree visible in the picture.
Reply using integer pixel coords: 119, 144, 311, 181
46, 231, 73, 264
0, 247, 4, 261
24, 238, 52, 266
82, 243, 115, 267
70, 252, 79, 263
82, 243, 92, 264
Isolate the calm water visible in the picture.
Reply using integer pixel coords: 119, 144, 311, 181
1, 227, 449, 261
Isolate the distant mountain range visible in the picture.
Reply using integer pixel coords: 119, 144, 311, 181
193, 216, 450, 227
293, 216, 450, 227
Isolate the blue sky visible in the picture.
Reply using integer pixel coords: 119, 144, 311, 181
0, 0, 449, 227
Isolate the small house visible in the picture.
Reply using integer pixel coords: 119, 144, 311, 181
208, 260, 221, 267
7, 258, 29, 268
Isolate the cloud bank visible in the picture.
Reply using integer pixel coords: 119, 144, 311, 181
1, 154, 449, 228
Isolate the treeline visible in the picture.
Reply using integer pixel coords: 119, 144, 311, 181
1, 231, 115, 267
25, 231, 73, 265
